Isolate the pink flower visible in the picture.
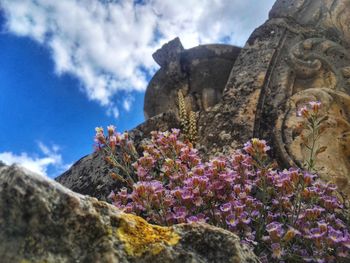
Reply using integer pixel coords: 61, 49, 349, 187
309, 101, 321, 113
297, 105, 309, 118
107, 125, 116, 136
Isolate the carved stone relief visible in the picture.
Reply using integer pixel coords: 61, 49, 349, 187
276, 88, 350, 193
272, 36, 350, 193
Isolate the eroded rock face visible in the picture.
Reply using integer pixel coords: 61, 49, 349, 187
0, 165, 258, 263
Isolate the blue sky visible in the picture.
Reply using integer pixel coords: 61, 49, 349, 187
0, 0, 275, 178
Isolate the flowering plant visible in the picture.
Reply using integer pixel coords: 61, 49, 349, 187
94, 126, 350, 262
297, 101, 328, 172
94, 125, 139, 188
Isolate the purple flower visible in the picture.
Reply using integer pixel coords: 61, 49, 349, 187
266, 222, 284, 242
328, 227, 345, 244
297, 105, 309, 118
220, 203, 232, 213
196, 213, 208, 223
271, 243, 283, 259
219, 172, 234, 183
234, 203, 246, 215
306, 227, 325, 240
173, 206, 187, 223
103, 127, 350, 261
226, 214, 238, 228
239, 212, 252, 225
309, 101, 321, 113
181, 190, 194, 201
283, 227, 300, 242
251, 210, 260, 218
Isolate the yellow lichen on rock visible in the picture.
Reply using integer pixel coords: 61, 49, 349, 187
117, 213, 180, 257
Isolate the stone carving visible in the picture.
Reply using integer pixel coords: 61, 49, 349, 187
275, 88, 350, 193
287, 38, 350, 91
272, 37, 350, 192
144, 38, 241, 119
257, 0, 350, 193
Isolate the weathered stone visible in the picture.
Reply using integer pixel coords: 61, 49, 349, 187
0, 165, 258, 263
144, 38, 241, 119
196, 0, 350, 193
152, 37, 184, 69
260, 0, 350, 194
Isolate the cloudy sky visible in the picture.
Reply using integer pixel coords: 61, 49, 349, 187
0, 0, 275, 177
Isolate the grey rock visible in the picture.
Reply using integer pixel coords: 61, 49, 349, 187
0, 165, 259, 263
152, 37, 184, 69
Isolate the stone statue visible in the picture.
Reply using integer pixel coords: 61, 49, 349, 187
144, 37, 241, 119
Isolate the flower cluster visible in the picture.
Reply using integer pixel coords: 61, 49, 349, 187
94, 125, 138, 187
102, 128, 350, 262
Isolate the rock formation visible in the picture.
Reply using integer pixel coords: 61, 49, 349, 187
0, 165, 258, 263
57, 0, 350, 201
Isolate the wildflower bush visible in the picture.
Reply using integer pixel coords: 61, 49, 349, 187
94, 103, 350, 262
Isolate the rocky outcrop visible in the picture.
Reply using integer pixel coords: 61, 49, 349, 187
0, 165, 258, 263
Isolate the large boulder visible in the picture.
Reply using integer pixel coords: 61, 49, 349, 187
0, 165, 258, 263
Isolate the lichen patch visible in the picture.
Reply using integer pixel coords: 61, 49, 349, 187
117, 213, 180, 257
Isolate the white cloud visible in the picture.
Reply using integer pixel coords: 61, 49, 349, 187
0, 141, 69, 177
107, 106, 120, 119
123, 95, 135, 112
1, 0, 275, 115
